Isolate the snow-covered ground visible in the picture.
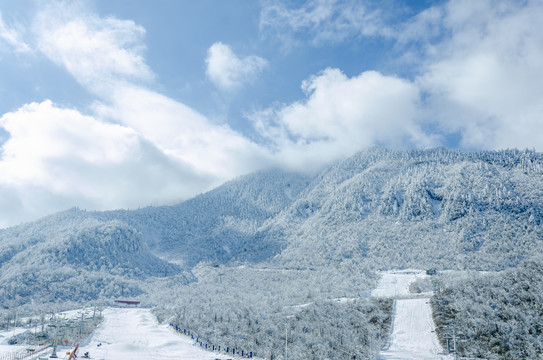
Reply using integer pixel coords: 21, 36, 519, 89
371, 269, 428, 298
1, 270, 449, 360
0, 320, 41, 358
374, 270, 452, 360
0, 327, 30, 343
77, 307, 247, 360
1, 307, 253, 360
379, 298, 452, 360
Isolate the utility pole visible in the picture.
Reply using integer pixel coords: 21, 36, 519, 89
79, 313, 84, 339
285, 325, 288, 360
444, 335, 452, 354
453, 327, 458, 360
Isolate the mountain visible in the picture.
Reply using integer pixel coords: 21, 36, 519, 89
96, 168, 311, 266
0, 215, 185, 308
264, 147, 543, 270
1, 148, 543, 309
0, 169, 310, 308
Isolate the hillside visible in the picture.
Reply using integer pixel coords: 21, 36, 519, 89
97, 169, 310, 267
2, 147, 543, 359
0, 216, 185, 309
264, 147, 543, 270
1, 148, 543, 302
432, 257, 543, 359
0, 169, 310, 309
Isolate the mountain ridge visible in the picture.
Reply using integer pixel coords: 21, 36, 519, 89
264, 147, 543, 269
1, 147, 542, 308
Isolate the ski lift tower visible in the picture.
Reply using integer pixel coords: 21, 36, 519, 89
47, 323, 58, 358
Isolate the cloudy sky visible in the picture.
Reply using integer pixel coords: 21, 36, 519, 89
0, 0, 542, 228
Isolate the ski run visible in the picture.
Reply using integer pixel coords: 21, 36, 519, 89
1, 307, 249, 360
1, 270, 451, 360
374, 270, 453, 360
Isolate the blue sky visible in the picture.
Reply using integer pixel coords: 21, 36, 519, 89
0, 0, 542, 227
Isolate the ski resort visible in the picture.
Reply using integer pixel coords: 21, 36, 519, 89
1, 270, 459, 360
1, 0, 543, 359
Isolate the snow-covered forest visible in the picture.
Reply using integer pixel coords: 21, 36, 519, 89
154, 263, 392, 359
432, 258, 543, 359
1, 147, 542, 359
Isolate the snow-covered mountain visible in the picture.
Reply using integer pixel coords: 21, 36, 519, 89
263, 147, 543, 270
0, 169, 310, 308
1, 148, 542, 308
0, 214, 186, 308
95, 168, 311, 267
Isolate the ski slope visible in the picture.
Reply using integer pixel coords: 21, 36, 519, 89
374, 270, 452, 360
371, 270, 422, 298
77, 307, 247, 360
0, 307, 252, 360
379, 298, 451, 360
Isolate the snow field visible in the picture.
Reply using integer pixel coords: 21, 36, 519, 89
379, 298, 452, 360
1, 307, 256, 360
371, 269, 427, 298
374, 270, 452, 360
0, 317, 50, 359
78, 307, 252, 360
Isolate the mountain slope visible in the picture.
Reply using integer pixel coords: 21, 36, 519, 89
262, 147, 543, 270
0, 215, 185, 308
1, 148, 543, 310
97, 168, 311, 266
0, 169, 310, 308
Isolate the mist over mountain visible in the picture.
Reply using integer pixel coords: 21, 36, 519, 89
96, 169, 311, 267
1, 147, 542, 310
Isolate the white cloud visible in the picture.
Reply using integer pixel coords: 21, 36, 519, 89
0, 2, 272, 227
3, 0, 543, 228
396, 6, 444, 47
417, 0, 543, 150
32, 3, 270, 180
249, 68, 436, 172
205, 42, 268, 91
33, 1, 153, 93
260, 0, 393, 47
0, 12, 31, 53
0, 100, 215, 228
94, 84, 271, 179
0, 86, 272, 227
260, 0, 543, 151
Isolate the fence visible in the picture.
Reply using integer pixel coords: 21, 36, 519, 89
169, 323, 254, 358
0, 343, 51, 360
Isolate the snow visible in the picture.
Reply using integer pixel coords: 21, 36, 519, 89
373, 270, 453, 360
77, 307, 248, 360
371, 270, 427, 298
0, 326, 29, 343
0, 320, 37, 358
0, 344, 27, 354
379, 298, 452, 360
1, 307, 255, 360
0, 269, 449, 360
